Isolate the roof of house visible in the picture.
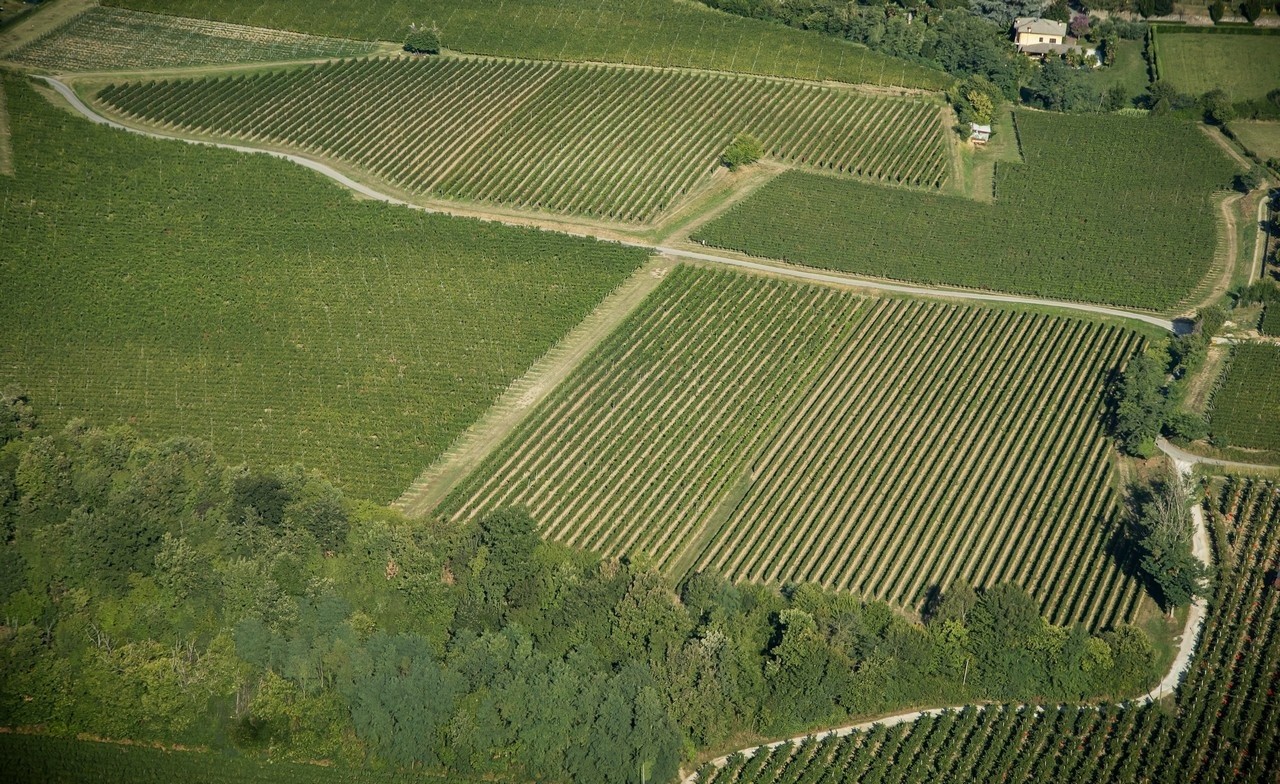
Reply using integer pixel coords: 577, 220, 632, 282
1014, 17, 1068, 37
970, 123, 992, 134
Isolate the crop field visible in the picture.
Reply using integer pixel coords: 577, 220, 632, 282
0, 78, 11, 175
0, 75, 643, 502
1154, 28, 1280, 102
441, 266, 1145, 629
696, 478, 1280, 784
95, 56, 950, 223
695, 112, 1239, 311
1230, 121, 1280, 162
6, 7, 375, 72
106, 0, 951, 90
1208, 344, 1280, 453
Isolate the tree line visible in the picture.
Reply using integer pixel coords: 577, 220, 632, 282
1, 393, 1164, 783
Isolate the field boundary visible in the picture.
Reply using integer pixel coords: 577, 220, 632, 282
0, 78, 12, 175
392, 256, 676, 518
38, 74, 1181, 338
679, 443, 1213, 783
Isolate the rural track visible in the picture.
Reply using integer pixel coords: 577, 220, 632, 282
39, 75, 1178, 335
680, 445, 1215, 784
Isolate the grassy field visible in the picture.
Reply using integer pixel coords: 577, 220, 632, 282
696, 479, 1280, 784
97, 56, 950, 224
441, 266, 1146, 629
5, 6, 376, 72
1209, 344, 1280, 453
1080, 39, 1149, 105
1231, 120, 1280, 161
694, 112, 1240, 311
0, 75, 644, 502
106, 0, 951, 90
0, 77, 10, 175
1155, 29, 1280, 102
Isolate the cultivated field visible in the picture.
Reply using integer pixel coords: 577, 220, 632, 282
0, 75, 644, 502
95, 56, 951, 223
0, 78, 11, 175
6, 6, 375, 72
695, 112, 1239, 311
1208, 344, 1280, 453
106, 0, 951, 90
697, 478, 1280, 784
1154, 28, 1280, 102
442, 266, 1145, 629
1230, 120, 1280, 162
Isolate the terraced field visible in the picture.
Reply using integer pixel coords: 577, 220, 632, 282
441, 267, 1145, 629
6, 6, 375, 72
696, 478, 1280, 784
95, 56, 951, 223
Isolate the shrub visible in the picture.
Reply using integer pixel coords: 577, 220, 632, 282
720, 133, 764, 170
1209, 0, 1226, 21
1241, 0, 1263, 21
404, 26, 441, 54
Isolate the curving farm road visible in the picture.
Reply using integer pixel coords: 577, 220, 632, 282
38, 75, 1178, 334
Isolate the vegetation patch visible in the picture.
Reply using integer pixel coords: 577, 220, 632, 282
0, 75, 643, 502
1209, 343, 1280, 453
443, 266, 1146, 629
1152, 27, 1280, 103
1230, 120, 1280, 164
696, 478, 1280, 784
5, 6, 376, 72
105, 0, 950, 90
97, 56, 951, 223
0, 77, 10, 175
695, 112, 1240, 311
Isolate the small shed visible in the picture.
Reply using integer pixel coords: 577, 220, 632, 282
970, 123, 992, 145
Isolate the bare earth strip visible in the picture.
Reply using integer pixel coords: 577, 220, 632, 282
392, 256, 676, 518
0, 79, 12, 175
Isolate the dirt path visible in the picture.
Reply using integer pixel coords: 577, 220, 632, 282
680, 446, 1216, 783
1155, 436, 1279, 472
392, 257, 674, 518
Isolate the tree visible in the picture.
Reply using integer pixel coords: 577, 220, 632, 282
1134, 473, 1211, 613
1070, 13, 1091, 39
970, 0, 1042, 26
1241, 0, 1263, 21
404, 25, 441, 54
1201, 88, 1235, 125
1104, 83, 1130, 111
1044, 0, 1071, 22
1110, 350, 1168, 457
1235, 168, 1264, 194
720, 133, 764, 170
0, 387, 36, 447
1155, 0, 1175, 14
1209, 0, 1226, 21
1136, 0, 1157, 15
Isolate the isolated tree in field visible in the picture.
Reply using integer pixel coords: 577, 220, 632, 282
720, 133, 764, 170
1201, 89, 1235, 125
1209, 0, 1226, 21
1110, 350, 1168, 457
1133, 473, 1211, 613
404, 24, 441, 54
1241, 0, 1263, 21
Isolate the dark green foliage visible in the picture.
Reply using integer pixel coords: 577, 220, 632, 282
0, 388, 36, 448
403, 25, 440, 54
1026, 57, 1097, 113
1210, 0, 1226, 21
1111, 350, 1169, 458
720, 132, 763, 170
1131, 475, 1211, 612
1043, 0, 1071, 22
1155, 0, 1175, 14
1201, 88, 1236, 124
1242, 0, 1263, 20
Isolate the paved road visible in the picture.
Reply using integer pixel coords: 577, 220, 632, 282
40, 76, 1178, 334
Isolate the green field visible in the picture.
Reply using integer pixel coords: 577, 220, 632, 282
1209, 344, 1280, 453
0, 75, 644, 502
96, 56, 950, 223
1231, 120, 1280, 161
694, 112, 1239, 311
442, 266, 1145, 629
1079, 39, 1149, 105
6, 6, 376, 72
1155, 29, 1280, 102
106, 0, 950, 90
696, 478, 1280, 784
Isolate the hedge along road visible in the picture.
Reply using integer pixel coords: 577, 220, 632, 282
680, 444, 1214, 783
37, 75, 1179, 334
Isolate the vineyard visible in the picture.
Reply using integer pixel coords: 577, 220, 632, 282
105, 0, 952, 90
440, 266, 1145, 629
6, 7, 375, 72
695, 112, 1240, 311
0, 75, 643, 502
95, 56, 951, 223
1208, 344, 1280, 453
695, 478, 1280, 784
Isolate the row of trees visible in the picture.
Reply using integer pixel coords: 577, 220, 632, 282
0, 395, 1166, 782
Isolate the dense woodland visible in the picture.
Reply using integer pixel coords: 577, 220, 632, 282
0, 394, 1162, 782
